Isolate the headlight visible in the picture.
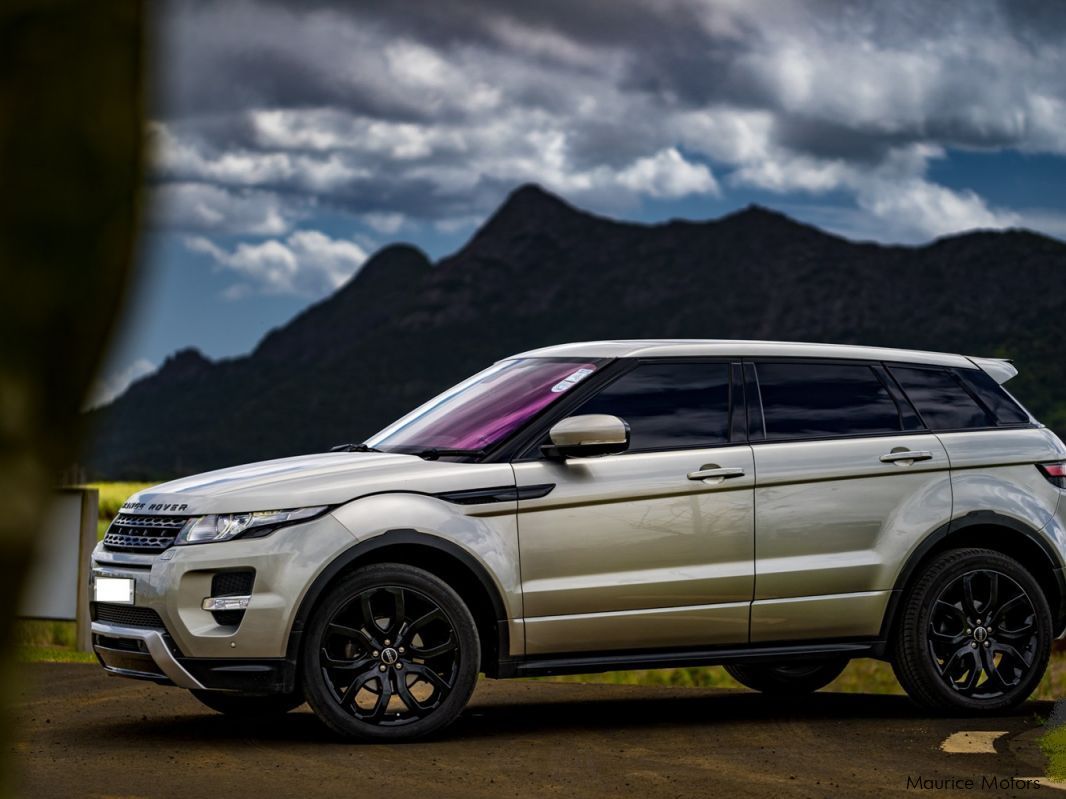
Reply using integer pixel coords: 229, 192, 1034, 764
175, 506, 328, 545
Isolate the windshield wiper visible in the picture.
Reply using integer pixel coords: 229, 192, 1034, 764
329, 443, 383, 453
408, 447, 486, 461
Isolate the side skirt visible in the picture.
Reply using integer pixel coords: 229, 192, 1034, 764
497, 640, 886, 679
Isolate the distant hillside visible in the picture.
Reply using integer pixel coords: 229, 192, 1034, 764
85, 184, 1066, 478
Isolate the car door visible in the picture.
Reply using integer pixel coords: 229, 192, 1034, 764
511, 360, 755, 655
747, 360, 952, 643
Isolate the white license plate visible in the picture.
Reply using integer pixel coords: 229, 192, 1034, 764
94, 577, 135, 604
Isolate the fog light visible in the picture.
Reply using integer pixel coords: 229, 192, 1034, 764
201, 595, 251, 611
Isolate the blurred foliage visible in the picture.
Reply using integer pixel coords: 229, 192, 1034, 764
16, 619, 76, 649
0, 0, 145, 793
17, 646, 95, 664
15, 621, 96, 664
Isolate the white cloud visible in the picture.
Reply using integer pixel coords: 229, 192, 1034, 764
186, 230, 369, 297
151, 182, 297, 235
434, 215, 482, 234
856, 178, 1020, 240
86, 358, 156, 409
362, 212, 406, 234
730, 154, 851, 195
615, 148, 719, 198
154, 122, 363, 192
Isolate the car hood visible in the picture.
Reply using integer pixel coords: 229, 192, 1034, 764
122, 452, 516, 515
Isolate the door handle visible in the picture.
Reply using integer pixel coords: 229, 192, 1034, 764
687, 466, 746, 481
879, 450, 933, 464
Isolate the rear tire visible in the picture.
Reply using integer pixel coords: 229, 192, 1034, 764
190, 689, 304, 717
301, 563, 480, 742
724, 659, 848, 694
891, 548, 1051, 714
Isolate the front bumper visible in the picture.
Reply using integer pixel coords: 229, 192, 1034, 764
90, 511, 358, 691
92, 621, 204, 688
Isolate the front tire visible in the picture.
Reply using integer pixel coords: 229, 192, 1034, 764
301, 563, 480, 741
724, 659, 848, 694
892, 548, 1052, 714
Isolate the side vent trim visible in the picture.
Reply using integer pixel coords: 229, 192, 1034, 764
435, 484, 555, 505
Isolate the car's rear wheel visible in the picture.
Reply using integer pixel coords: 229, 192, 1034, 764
724, 659, 848, 694
190, 689, 304, 717
892, 548, 1051, 713
301, 563, 480, 741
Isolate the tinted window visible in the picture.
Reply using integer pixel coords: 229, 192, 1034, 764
368, 358, 605, 451
889, 366, 995, 430
955, 368, 1030, 425
574, 362, 731, 450
756, 362, 901, 439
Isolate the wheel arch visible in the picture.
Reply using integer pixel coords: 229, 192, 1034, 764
880, 511, 1066, 646
286, 529, 510, 680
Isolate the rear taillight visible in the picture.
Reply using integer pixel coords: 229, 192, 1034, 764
1037, 462, 1066, 488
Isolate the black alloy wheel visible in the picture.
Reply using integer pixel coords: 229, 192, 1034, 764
302, 563, 480, 741
892, 548, 1051, 713
926, 569, 1039, 699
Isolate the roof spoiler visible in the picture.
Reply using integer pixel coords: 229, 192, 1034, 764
968, 356, 1018, 385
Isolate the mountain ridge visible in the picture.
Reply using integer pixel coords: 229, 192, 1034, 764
86, 184, 1066, 478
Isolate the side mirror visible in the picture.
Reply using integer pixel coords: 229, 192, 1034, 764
543, 414, 630, 459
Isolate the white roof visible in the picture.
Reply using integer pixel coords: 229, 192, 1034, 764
514, 339, 1008, 374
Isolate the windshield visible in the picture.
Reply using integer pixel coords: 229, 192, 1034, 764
367, 358, 605, 453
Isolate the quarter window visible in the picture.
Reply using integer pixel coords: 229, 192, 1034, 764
574, 362, 732, 450
888, 366, 996, 431
756, 362, 901, 440
954, 368, 1030, 425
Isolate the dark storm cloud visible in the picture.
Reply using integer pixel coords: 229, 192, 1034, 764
151, 0, 1066, 243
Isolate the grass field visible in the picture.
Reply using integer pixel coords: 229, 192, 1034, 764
1044, 725, 1066, 781
16, 621, 95, 664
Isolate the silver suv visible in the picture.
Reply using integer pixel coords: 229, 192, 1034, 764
90, 340, 1066, 740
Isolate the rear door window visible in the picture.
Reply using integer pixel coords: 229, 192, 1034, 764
755, 362, 902, 440
888, 366, 995, 431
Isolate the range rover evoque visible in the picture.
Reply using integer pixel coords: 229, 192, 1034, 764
91, 340, 1066, 740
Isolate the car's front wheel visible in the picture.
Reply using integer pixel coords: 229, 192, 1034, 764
892, 548, 1052, 713
724, 659, 848, 695
301, 563, 480, 741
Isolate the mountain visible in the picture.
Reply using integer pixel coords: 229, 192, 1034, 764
85, 185, 1066, 478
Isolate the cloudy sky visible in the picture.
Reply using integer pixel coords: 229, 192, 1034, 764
95, 0, 1066, 404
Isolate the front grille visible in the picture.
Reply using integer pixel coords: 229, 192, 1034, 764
103, 513, 189, 553
91, 603, 166, 629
